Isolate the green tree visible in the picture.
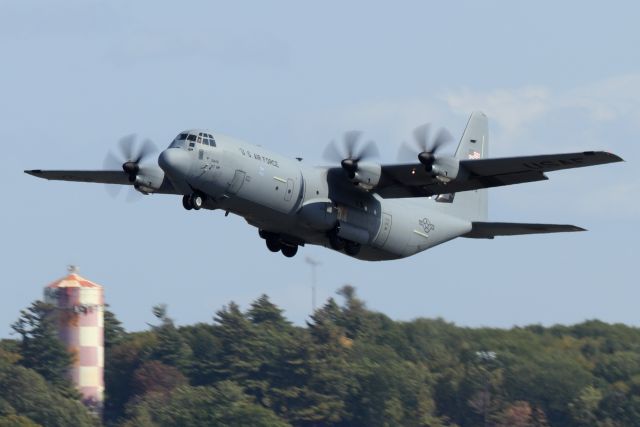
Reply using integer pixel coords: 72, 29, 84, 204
568, 385, 603, 426
209, 302, 260, 382
247, 294, 290, 326
504, 353, 593, 425
297, 299, 357, 425
11, 301, 73, 391
0, 415, 40, 427
150, 305, 193, 372
104, 331, 157, 424
594, 352, 640, 383
0, 363, 96, 427
123, 382, 289, 427
104, 306, 126, 349
180, 323, 218, 386
131, 360, 188, 397
345, 341, 445, 427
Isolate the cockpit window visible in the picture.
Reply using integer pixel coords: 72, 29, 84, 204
177, 133, 188, 140
187, 134, 197, 142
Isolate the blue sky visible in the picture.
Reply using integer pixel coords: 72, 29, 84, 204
1, 1, 638, 337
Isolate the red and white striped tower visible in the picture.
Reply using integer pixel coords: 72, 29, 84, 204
44, 266, 104, 413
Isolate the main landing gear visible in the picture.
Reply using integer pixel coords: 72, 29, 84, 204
182, 193, 204, 210
260, 230, 299, 258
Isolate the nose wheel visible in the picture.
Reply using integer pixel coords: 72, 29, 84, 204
182, 194, 204, 210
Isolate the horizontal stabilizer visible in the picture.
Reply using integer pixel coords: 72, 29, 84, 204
463, 222, 585, 239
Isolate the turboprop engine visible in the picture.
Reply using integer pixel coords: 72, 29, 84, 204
342, 161, 382, 189
104, 135, 165, 196
430, 157, 460, 182
133, 167, 166, 194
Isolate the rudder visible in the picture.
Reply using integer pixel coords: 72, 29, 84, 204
434, 111, 489, 221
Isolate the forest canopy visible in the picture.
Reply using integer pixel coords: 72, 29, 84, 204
2, 286, 640, 426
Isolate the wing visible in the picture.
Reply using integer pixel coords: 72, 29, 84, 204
25, 169, 131, 185
377, 151, 623, 198
463, 222, 586, 239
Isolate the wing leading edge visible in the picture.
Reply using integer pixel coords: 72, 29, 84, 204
377, 151, 623, 198
463, 222, 586, 239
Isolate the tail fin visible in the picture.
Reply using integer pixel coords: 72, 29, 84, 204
434, 111, 489, 221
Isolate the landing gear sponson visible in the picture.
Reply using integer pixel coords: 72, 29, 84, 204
257, 228, 361, 258
328, 228, 361, 256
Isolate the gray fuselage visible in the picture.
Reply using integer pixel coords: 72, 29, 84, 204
157, 131, 472, 261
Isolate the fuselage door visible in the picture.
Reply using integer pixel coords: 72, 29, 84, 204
227, 170, 246, 196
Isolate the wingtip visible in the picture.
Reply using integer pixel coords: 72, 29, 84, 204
605, 152, 624, 162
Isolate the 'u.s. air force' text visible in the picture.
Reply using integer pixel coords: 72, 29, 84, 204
238, 148, 279, 168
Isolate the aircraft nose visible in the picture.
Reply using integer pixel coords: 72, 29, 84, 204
158, 148, 190, 177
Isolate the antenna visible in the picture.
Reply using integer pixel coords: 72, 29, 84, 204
305, 256, 321, 313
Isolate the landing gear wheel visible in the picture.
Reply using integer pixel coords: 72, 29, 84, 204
281, 244, 298, 258
329, 234, 346, 251
182, 195, 192, 210
345, 241, 361, 256
266, 238, 282, 252
190, 194, 203, 210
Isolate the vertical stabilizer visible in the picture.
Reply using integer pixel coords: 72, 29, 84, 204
434, 111, 489, 221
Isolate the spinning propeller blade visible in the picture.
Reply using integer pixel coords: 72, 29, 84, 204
103, 134, 158, 201
323, 131, 379, 177
398, 123, 454, 170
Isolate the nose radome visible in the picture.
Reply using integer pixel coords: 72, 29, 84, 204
158, 148, 190, 177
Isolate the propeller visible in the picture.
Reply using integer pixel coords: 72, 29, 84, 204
398, 124, 454, 171
323, 131, 379, 178
103, 134, 158, 199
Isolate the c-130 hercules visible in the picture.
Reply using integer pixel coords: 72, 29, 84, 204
26, 112, 623, 260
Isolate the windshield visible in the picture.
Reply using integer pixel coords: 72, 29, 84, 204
170, 131, 216, 149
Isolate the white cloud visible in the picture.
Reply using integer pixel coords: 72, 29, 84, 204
443, 85, 552, 140
443, 73, 640, 142
568, 74, 640, 117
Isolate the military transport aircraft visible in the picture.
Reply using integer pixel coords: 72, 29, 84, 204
25, 112, 623, 260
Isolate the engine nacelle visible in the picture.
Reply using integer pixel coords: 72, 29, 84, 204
351, 162, 381, 190
431, 157, 460, 182
133, 167, 166, 194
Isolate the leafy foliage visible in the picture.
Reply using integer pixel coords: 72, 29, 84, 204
5, 291, 640, 426
11, 301, 74, 392
0, 362, 97, 426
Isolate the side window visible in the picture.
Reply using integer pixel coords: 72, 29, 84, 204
208, 134, 216, 147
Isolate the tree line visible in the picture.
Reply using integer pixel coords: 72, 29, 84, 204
1, 286, 640, 426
